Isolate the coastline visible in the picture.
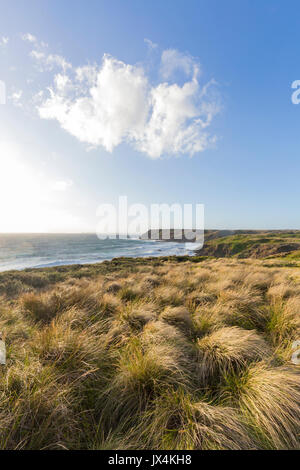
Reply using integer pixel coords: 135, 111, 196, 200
0, 234, 201, 273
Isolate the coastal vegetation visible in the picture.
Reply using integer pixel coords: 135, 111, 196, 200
0, 233, 299, 449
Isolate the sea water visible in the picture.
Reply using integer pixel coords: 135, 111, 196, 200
0, 233, 199, 272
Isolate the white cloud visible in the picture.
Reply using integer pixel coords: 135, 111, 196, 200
10, 89, 23, 107
39, 55, 149, 152
0, 36, 9, 47
37, 50, 220, 158
30, 50, 45, 60
21, 33, 37, 43
137, 78, 218, 158
51, 179, 73, 191
21, 34, 71, 73
160, 49, 199, 80
76, 65, 98, 84
45, 54, 72, 71
144, 38, 158, 50
30, 50, 72, 72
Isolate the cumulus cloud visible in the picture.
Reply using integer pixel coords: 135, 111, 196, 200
36, 49, 220, 158
160, 49, 199, 80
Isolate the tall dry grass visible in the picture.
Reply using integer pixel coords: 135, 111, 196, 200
0, 257, 299, 449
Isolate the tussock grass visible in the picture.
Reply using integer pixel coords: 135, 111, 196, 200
160, 306, 193, 335
265, 297, 300, 346
217, 287, 262, 313
0, 257, 299, 449
221, 363, 300, 449
154, 285, 184, 307
193, 307, 220, 337
120, 302, 157, 330
119, 285, 145, 302
141, 321, 192, 358
243, 271, 273, 292
135, 389, 255, 450
22, 291, 62, 323
267, 282, 299, 301
195, 327, 269, 385
31, 320, 103, 374
105, 281, 123, 294
186, 291, 216, 309
101, 339, 191, 424
0, 360, 77, 449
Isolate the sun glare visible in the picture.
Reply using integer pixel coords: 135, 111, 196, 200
0, 141, 49, 232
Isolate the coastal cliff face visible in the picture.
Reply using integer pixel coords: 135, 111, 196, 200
141, 229, 277, 242
140, 229, 203, 242
141, 229, 300, 259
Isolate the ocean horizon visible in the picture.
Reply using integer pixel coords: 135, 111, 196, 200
0, 233, 200, 272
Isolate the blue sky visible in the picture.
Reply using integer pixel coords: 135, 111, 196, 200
0, 0, 300, 232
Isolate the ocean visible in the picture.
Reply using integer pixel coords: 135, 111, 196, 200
0, 233, 200, 272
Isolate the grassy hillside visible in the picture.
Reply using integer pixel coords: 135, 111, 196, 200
197, 230, 300, 259
140, 229, 300, 260
0, 255, 299, 449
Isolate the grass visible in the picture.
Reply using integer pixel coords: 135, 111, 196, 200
220, 363, 300, 449
198, 231, 300, 259
0, 256, 299, 449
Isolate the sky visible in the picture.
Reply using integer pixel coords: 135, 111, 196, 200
1, 0, 300, 232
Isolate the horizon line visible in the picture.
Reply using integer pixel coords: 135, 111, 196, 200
1, 228, 300, 235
